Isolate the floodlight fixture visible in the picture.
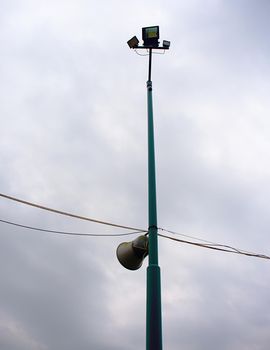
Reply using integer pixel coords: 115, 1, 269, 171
163, 40, 170, 49
142, 26, 159, 47
127, 26, 170, 51
127, 36, 139, 49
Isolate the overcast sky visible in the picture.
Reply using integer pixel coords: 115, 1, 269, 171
1, 0, 270, 349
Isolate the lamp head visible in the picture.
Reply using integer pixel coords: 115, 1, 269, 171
142, 26, 159, 47
163, 40, 170, 49
127, 36, 139, 49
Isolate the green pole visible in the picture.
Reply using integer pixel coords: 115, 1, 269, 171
146, 48, 163, 350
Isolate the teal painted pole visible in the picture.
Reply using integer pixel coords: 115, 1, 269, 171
146, 48, 163, 350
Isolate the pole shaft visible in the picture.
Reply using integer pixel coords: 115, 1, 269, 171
148, 48, 152, 82
146, 48, 163, 350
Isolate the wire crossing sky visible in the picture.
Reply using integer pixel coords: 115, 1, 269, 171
0, 218, 146, 237
0, 192, 146, 232
1, 215, 269, 260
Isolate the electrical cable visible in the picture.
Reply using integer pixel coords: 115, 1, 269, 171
0, 216, 269, 260
158, 233, 270, 260
134, 49, 149, 56
159, 227, 219, 245
134, 49, 165, 56
159, 228, 252, 254
0, 193, 146, 232
153, 50, 165, 55
0, 219, 147, 237
1, 194, 269, 260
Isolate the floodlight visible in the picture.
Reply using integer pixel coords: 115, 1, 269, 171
127, 36, 139, 49
163, 40, 170, 49
142, 26, 159, 47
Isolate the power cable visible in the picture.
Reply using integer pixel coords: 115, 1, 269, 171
158, 233, 270, 260
1, 194, 269, 260
0, 216, 269, 260
153, 50, 165, 55
134, 49, 165, 56
0, 193, 146, 232
159, 228, 253, 254
134, 49, 149, 56
0, 219, 146, 237
159, 227, 219, 245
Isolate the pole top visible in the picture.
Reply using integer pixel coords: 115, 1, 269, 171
127, 26, 170, 50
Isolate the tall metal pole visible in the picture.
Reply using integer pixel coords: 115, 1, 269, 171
146, 48, 163, 350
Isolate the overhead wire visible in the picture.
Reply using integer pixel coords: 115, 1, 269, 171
158, 227, 219, 245
158, 232, 270, 260
1, 194, 269, 260
2, 216, 268, 260
0, 216, 269, 260
0, 193, 146, 232
159, 228, 255, 254
0, 219, 146, 237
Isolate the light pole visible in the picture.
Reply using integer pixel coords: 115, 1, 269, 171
117, 26, 170, 350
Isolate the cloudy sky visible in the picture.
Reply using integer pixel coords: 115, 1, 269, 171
1, 0, 270, 349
